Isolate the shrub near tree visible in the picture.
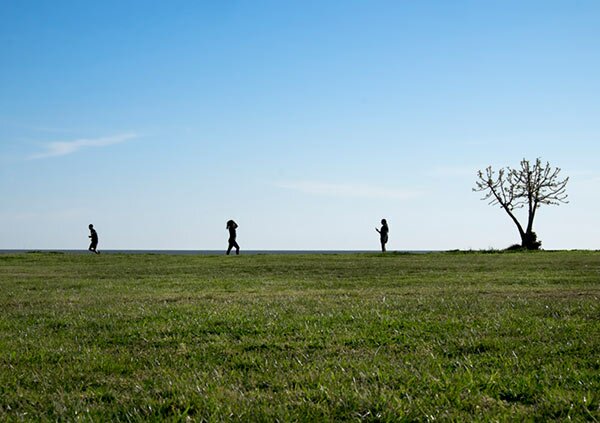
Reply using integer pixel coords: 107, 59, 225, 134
474, 158, 569, 250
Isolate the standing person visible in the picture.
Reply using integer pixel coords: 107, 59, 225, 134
88, 224, 100, 254
226, 219, 240, 255
375, 218, 389, 252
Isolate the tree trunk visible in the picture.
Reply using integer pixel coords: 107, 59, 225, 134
521, 204, 541, 250
500, 205, 530, 249
520, 230, 541, 250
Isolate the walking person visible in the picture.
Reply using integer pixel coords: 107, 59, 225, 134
88, 224, 100, 254
375, 218, 389, 252
226, 219, 240, 255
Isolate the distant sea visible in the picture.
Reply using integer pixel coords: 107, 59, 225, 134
0, 249, 435, 255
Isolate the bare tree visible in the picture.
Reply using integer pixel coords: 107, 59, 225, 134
473, 158, 569, 250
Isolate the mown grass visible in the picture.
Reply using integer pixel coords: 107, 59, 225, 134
0, 251, 599, 421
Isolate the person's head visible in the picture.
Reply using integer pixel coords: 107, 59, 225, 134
226, 219, 234, 228
89, 224, 94, 229
381, 219, 387, 225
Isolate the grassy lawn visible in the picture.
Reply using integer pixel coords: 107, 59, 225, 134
0, 251, 599, 421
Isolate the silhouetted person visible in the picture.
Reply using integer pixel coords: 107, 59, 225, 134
226, 219, 240, 255
376, 218, 389, 252
88, 224, 99, 254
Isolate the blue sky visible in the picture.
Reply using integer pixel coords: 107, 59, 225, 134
1, 1, 599, 250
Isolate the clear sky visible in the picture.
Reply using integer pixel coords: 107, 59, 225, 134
1, 1, 599, 250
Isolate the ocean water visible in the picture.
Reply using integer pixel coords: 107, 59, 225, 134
0, 249, 434, 255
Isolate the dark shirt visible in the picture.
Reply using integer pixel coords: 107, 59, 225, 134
90, 229, 98, 242
380, 224, 388, 242
227, 224, 237, 240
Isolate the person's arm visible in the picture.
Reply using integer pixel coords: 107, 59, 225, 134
375, 228, 380, 233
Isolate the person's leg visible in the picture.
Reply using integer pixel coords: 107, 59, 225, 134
234, 241, 240, 255
381, 241, 386, 252
227, 241, 233, 255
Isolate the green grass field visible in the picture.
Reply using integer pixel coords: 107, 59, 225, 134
1, 251, 599, 421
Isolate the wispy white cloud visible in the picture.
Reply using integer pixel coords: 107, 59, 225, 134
275, 180, 421, 200
431, 166, 477, 178
568, 171, 600, 185
28, 132, 139, 159
0, 208, 88, 221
